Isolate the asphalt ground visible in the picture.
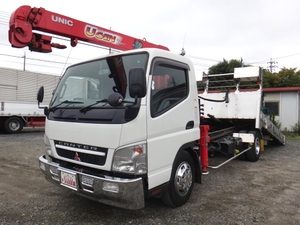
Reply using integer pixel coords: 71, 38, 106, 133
0, 128, 299, 225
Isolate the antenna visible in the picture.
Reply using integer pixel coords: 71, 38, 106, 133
180, 33, 186, 56
61, 47, 73, 76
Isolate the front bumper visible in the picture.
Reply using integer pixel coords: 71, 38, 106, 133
39, 155, 145, 210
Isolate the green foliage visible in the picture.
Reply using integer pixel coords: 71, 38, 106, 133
270, 112, 281, 129
262, 70, 276, 88
207, 59, 300, 88
291, 123, 300, 135
204, 59, 254, 90
208, 58, 247, 74
263, 67, 300, 87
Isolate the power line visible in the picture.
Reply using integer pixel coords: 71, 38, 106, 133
1, 9, 300, 72
248, 52, 300, 65
0, 53, 73, 65
273, 53, 300, 60
0, 59, 66, 70
187, 54, 220, 62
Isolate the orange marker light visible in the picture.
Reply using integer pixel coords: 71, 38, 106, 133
135, 146, 143, 154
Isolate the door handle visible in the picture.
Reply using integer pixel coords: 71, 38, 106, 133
186, 121, 194, 129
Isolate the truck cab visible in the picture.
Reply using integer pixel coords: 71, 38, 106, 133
38, 48, 201, 209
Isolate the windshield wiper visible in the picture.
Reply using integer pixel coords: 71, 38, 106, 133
79, 99, 108, 112
50, 100, 84, 111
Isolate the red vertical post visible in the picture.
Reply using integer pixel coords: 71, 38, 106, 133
200, 125, 210, 174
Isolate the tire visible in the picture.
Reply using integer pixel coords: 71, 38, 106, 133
162, 151, 195, 207
4, 117, 24, 134
246, 130, 261, 162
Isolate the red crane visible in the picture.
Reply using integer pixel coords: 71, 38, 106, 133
8, 5, 169, 53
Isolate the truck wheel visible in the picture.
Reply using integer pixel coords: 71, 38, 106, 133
162, 151, 195, 207
246, 130, 261, 162
4, 117, 24, 134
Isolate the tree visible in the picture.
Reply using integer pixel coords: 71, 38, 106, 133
208, 59, 300, 88
263, 67, 300, 87
263, 69, 278, 88
208, 58, 247, 74
277, 68, 300, 87
202, 58, 249, 90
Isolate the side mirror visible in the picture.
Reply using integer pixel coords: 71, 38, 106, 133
37, 86, 44, 103
37, 86, 49, 115
129, 68, 146, 98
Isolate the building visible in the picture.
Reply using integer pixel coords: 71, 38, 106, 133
263, 87, 300, 131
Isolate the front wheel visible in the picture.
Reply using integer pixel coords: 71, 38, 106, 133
162, 151, 195, 207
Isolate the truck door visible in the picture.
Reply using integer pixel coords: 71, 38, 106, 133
146, 58, 199, 189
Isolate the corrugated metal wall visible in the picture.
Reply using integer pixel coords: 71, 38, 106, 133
0, 68, 18, 101
0, 67, 60, 104
280, 92, 298, 131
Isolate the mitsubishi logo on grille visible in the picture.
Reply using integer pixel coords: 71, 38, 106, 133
74, 152, 81, 161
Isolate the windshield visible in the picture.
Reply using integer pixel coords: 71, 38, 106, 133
51, 53, 148, 108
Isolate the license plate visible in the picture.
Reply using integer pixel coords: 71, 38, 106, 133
60, 170, 78, 190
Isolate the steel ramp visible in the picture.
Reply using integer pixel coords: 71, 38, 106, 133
260, 113, 286, 145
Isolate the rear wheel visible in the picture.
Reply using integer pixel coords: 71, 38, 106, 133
162, 151, 195, 207
4, 117, 24, 134
246, 130, 261, 162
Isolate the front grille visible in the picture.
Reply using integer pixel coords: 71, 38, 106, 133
54, 140, 108, 166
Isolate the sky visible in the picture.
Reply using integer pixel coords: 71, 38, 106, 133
1, 0, 300, 76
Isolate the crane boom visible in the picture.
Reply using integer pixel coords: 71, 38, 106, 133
8, 5, 169, 53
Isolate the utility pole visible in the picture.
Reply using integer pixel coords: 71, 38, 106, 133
109, 27, 112, 54
267, 58, 277, 73
23, 52, 26, 71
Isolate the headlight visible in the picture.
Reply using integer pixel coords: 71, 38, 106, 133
112, 143, 147, 175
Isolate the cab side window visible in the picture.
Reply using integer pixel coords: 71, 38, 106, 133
151, 64, 188, 117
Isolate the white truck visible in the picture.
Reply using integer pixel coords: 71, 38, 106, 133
9, 6, 285, 210
0, 67, 59, 133
35, 49, 285, 209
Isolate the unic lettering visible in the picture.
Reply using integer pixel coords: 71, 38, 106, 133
51, 15, 73, 26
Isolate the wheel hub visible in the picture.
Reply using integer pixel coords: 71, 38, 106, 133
9, 121, 20, 131
174, 162, 193, 196
254, 137, 260, 155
